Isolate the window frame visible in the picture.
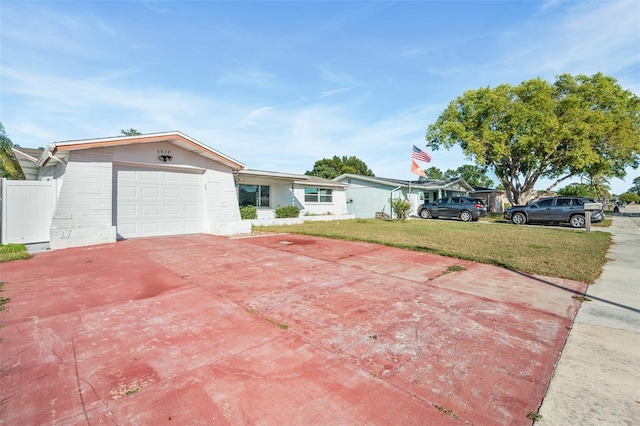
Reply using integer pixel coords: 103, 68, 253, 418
238, 184, 270, 207
304, 187, 333, 203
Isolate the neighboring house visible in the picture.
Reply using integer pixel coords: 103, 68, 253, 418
236, 169, 349, 219
333, 174, 474, 219
472, 187, 507, 213
9, 132, 250, 249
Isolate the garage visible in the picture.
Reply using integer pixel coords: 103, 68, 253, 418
113, 165, 204, 239
11, 131, 250, 250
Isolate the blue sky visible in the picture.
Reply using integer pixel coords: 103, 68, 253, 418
1, 0, 639, 194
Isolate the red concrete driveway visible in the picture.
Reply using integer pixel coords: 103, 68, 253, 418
0, 234, 586, 425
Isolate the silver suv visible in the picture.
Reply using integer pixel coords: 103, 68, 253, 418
504, 197, 604, 228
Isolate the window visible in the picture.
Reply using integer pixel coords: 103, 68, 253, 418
305, 187, 332, 203
238, 184, 270, 207
535, 199, 554, 207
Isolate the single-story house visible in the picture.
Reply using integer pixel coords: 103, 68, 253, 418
333, 174, 474, 219
236, 169, 349, 220
9, 132, 251, 249
7, 131, 354, 249
472, 187, 507, 213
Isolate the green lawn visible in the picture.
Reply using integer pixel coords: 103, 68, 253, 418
254, 219, 611, 283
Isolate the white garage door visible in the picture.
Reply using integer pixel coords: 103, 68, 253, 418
114, 166, 204, 239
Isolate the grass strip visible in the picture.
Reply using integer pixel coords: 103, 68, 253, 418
0, 244, 31, 263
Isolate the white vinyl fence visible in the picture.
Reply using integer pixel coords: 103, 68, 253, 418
1, 179, 56, 245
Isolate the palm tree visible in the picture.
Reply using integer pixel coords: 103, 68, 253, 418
581, 173, 611, 202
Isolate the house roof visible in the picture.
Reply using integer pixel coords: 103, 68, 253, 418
238, 169, 347, 188
11, 147, 44, 180
472, 186, 505, 194
333, 173, 474, 192
12, 147, 44, 161
34, 131, 245, 170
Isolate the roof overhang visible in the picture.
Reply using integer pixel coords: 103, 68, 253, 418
334, 173, 475, 192
237, 169, 306, 181
333, 174, 407, 188
37, 131, 245, 170
238, 169, 347, 188
293, 180, 347, 188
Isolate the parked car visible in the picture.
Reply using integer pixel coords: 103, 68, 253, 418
418, 196, 487, 222
503, 197, 604, 228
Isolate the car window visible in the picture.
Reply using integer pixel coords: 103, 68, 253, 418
536, 199, 554, 207
436, 198, 447, 205
573, 198, 585, 206
556, 198, 571, 206
450, 197, 460, 203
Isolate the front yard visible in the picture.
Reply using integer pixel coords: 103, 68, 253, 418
254, 219, 611, 283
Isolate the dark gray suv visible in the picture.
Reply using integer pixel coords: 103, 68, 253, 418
504, 197, 604, 228
419, 196, 487, 222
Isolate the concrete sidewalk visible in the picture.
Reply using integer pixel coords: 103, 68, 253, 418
539, 210, 640, 424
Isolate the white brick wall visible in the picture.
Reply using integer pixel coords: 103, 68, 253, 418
204, 168, 251, 235
47, 144, 250, 249
50, 148, 117, 250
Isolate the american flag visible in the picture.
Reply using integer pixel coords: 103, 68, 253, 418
412, 145, 432, 163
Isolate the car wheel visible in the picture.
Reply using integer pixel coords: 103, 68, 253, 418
459, 210, 473, 222
570, 214, 585, 228
512, 212, 526, 225
420, 209, 431, 219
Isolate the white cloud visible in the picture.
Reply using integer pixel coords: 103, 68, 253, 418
494, 1, 640, 87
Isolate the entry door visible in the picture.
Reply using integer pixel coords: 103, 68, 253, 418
114, 166, 204, 239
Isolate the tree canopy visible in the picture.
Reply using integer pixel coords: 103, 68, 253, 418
425, 73, 640, 204
619, 192, 640, 204
305, 155, 374, 179
557, 183, 596, 199
421, 164, 494, 187
121, 128, 141, 136
0, 123, 25, 180
628, 176, 640, 196
423, 166, 444, 180
444, 164, 494, 188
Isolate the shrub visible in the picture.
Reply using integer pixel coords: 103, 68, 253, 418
240, 205, 257, 220
0, 244, 30, 262
275, 205, 300, 218
619, 192, 640, 204
390, 198, 411, 220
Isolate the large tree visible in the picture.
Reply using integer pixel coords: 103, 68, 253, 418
425, 73, 640, 204
0, 123, 25, 180
306, 155, 374, 179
